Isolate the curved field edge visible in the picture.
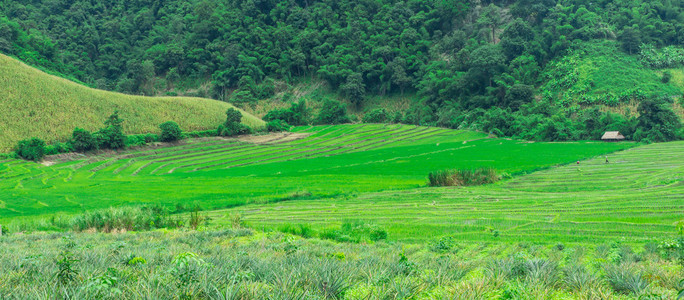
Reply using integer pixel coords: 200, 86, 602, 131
0, 53, 264, 152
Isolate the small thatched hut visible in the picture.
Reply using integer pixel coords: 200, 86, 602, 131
601, 131, 625, 142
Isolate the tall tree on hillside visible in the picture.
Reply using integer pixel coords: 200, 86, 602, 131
477, 4, 509, 44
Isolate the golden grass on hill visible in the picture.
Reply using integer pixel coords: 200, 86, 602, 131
0, 54, 265, 152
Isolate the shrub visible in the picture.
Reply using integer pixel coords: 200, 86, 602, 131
45, 142, 73, 155
71, 205, 182, 232
159, 121, 182, 142
16, 138, 46, 161
319, 221, 387, 243
264, 99, 309, 125
315, 99, 350, 125
603, 264, 649, 295
71, 128, 97, 152
267, 119, 290, 132
662, 71, 672, 83
428, 168, 500, 187
126, 134, 152, 147
362, 108, 389, 123
184, 130, 217, 138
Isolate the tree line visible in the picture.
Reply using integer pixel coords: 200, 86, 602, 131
0, 0, 682, 141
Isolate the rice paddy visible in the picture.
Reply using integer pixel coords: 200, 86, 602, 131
211, 141, 684, 244
0, 124, 630, 221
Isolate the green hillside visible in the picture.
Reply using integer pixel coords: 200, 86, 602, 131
0, 54, 264, 152
542, 41, 682, 111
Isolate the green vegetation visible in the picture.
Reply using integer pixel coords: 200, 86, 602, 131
1, 0, 681, 142
0, 54, 265, 152
211, 141, 683, 244
15, 137, 46, 161
1, 226, 682, 298
1, 0, 684, 298
159, 121, 183, 143
0, 126, 681, 299
217, 108, 252, 137
428, 167, 500, 187
0, 125, 628, 220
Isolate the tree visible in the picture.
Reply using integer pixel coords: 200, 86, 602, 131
316, 99, 350, 125
97, 111, 126, 150
469, 44, 506, 87
500, 18, 534, 60
159, 121, 182, 142
635, 97, 682, 142
619, 27, 641, 54
16, 138, 46, 161
504, 84, 535, 111
477, 4, 509, 44
218, 108, 251, 136
341, 73, 366, 107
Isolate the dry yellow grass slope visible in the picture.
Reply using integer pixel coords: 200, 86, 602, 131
0, 54, 264, 152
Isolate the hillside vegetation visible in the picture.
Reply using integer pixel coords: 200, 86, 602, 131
1, 0, 682, 143
0, 54, 264, 152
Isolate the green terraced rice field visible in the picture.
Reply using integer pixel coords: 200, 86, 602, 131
209, 141, 684, 244
0, 124, 630, 221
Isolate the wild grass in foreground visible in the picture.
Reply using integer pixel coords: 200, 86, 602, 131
0, 228, 682, 299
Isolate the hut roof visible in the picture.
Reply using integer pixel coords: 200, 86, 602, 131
601, 131, 625, 140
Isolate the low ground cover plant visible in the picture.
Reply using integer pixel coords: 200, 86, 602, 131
0, 228, 682, 299
428, 167, 500, 187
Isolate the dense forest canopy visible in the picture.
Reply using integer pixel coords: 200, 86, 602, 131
1, 0, 682, 142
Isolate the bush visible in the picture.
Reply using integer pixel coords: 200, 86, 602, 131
428, 168, 500, 187
362, 108, 389, 123
184, 130, 217, 138
662, 71, 672, 83
316, 99, 350, 125
71, 205, 182, 232
16, 138, 46, 161
319, 221, 387, 243
263, 99, 309, 125
71, 128, 97, 152
45, 142, 73, 155
159, 121, 182, 142
126, 134, 158, 147
603, 264, 648, 295
267, 119, 290, 132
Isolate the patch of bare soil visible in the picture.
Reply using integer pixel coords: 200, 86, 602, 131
236, 132, 310, 144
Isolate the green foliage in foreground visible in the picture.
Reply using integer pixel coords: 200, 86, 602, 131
0, 229, 682, 299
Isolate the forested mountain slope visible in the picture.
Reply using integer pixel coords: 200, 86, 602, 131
0, 0, 682, 142
0, 53, 264, 152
